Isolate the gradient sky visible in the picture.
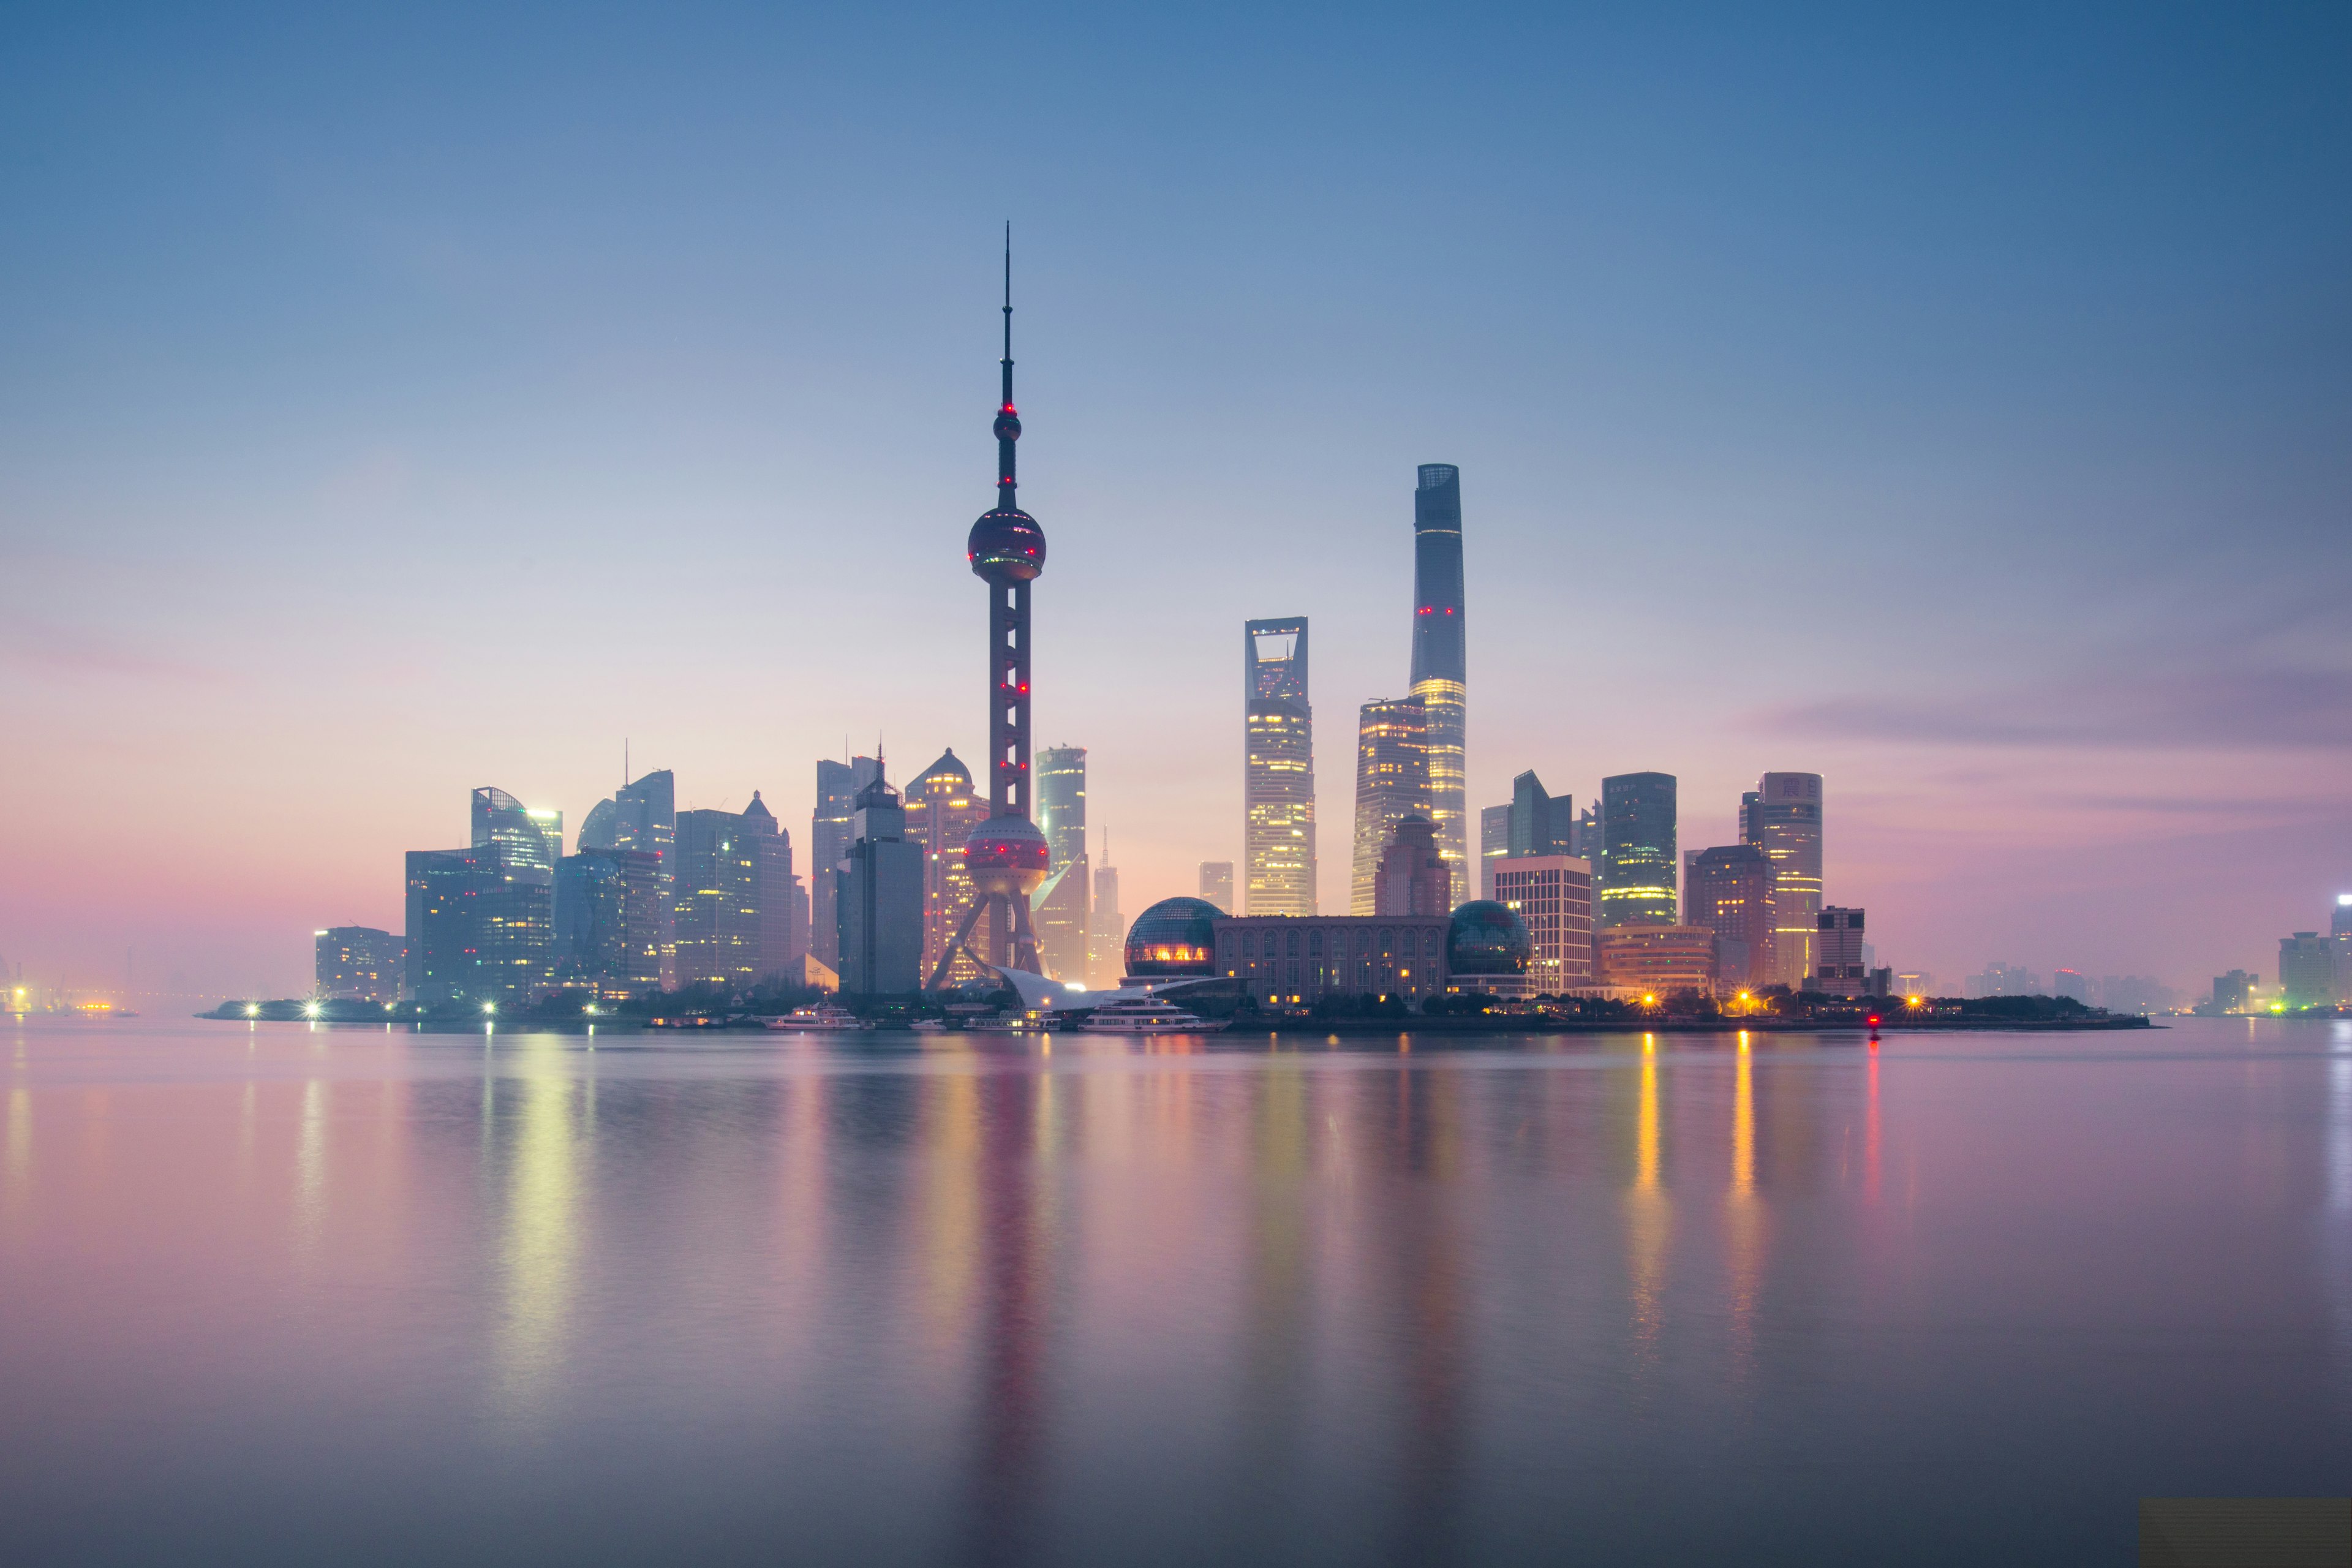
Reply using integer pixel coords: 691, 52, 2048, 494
3, 2, 2347, 997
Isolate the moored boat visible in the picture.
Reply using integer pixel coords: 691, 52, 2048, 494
1077, 996, 1213, 1035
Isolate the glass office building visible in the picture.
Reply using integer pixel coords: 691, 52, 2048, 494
1243, 618, 1317, 916
1349, 695, 1428, 915
1407, 465, 1469, 906
1599, 772, 1678, 927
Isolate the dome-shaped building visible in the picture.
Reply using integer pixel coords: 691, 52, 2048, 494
1124, 897, 1221, 978
1447, 900, 1534, 979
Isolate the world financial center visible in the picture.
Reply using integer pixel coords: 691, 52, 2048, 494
1243, 618, 1316, 916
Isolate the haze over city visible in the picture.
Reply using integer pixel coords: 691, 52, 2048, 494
3, 4, 2346, 998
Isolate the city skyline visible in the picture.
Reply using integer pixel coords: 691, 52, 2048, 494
4, 9, 2347, 998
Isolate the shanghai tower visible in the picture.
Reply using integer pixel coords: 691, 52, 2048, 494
929, 233, 1050, 984
1408, 463, 1468, 905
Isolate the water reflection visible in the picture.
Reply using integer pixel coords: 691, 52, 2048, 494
0, 1019, 2346, 1566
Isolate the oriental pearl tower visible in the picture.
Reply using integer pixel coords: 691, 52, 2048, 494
929, 233, 1050, 986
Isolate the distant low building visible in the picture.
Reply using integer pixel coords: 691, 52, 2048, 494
1815, 907, 1867, 997
2280, 933, 2335, 1008
2210, 970, 2257, 1014
315, 926, 401, 1003
1595, 924, 1717, 997
1964, 962, 2041, 999
1199, 861, 1234, 914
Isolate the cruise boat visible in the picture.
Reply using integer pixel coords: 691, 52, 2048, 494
763, 1005, 870, 1032
1077, 996, 1214, 1035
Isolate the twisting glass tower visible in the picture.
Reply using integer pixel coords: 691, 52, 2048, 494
1408, 464, 1469, 905
932, 234, 1050, 984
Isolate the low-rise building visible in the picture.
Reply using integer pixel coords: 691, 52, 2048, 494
1595, 923, 1718, 997
1815, 907, 1868, 998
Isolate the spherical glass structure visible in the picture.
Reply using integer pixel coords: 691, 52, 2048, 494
1446, 900, 1533, 976
1123, 897, 1221, 978
963, 815, 1049, 897
968, 507, 1046, 582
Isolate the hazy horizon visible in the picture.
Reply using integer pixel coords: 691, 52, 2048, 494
4, 4, 2347, 998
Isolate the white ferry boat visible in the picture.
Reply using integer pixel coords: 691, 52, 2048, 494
1079, 996, 1213, 1035
764, 1005, 870, 1032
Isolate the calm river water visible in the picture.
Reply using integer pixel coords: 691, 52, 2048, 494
2, 1014, 2347, 1564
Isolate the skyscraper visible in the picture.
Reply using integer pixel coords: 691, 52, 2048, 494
1683, 843, 1775, 990
1033, 744, 1091, 980
838, 774, 924, 995
1350, 695, 1429, 914
1479, 804, 1509, 900
472, 787, 560, 872
1087, 854, 1124, 990
1598, 772, 1677, 927
905, 750, 986, 987
1747, 772, 1823, 989
553, 848, 663, 995
1036, 746, 1088, 873
1407, 464, 1469, 905
1199, 861, 1234, 914
581, 769, 677, 986
1373, 814, 1451, 918
673, 808, 760, 988
1243, 617, 1316, 916
740, 791, 798, 979
1508, 770, 1572, 858
812, 756, 881, 970
937, 233, 1051, 979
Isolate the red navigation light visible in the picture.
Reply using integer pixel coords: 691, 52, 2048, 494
1867, 1014, 1881, 1028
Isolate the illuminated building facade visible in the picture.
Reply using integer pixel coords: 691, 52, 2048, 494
579, 769, 677, 985
1350, 695, 1428, 914
1815, 906, 1867, 997
552, 848, 664, 995
1036, 745, 1087, 872
1212, 914, 1451, 1006
1599, 772, 1677, 927
1373, 813, 1451, 917
673, 808, 761, 987
839, 774, 924, 995
1683, 843, 1775, 990
1747, 771, 1823, 989
314, 926, 401, 1003
1243, 617, 1317, 916
1406, 464, 1469, 905
404, 839, 552, 1006
1491, 855, 1594, 992
472, 787, 560, 872
1595, 924, 1719, 996
810, 757, 881, 970
905, 750, 986, 987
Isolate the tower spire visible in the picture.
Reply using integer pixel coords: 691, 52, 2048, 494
995, 222, 1018, 503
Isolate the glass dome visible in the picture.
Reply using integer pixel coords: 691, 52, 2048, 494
1446, 900, 1533, 976
968, 507, 1047, 583
1123, 897, 1221, 977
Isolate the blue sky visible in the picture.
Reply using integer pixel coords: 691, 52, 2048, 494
2, 2, 2347, 993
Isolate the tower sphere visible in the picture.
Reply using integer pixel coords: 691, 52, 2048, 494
994, 410, 1022, 442
968, 506, 1046, 584
963, 815, 1049, 897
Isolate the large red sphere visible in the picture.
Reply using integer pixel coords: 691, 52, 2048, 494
964, 815, 1049, 897
968, 507, 1046, 583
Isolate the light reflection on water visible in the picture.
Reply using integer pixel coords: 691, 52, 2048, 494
1, 1014, 2348, 1566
